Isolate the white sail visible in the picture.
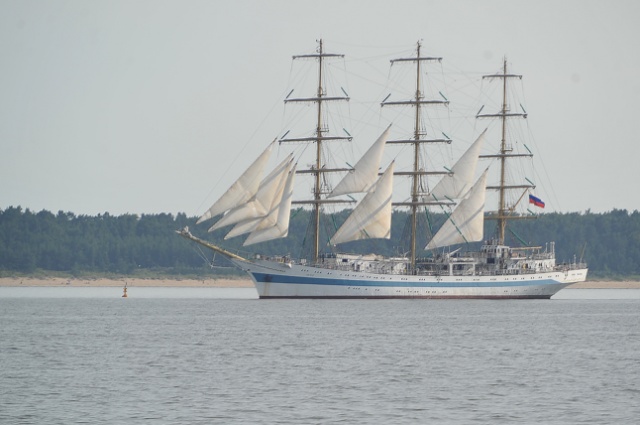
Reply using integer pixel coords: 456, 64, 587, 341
211, 155, 293, 234
427, 129, 486, 201
328, 125, 391, 198
197, 142, 274, 224
425, 169, 488, 250
244, 163, 297, 246
223, 159, 293, 239
330, 161, 395, 245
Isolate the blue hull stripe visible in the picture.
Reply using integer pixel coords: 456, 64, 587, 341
251, 272, 559, 288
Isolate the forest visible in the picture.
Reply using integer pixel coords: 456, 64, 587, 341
1, 206, 639, 279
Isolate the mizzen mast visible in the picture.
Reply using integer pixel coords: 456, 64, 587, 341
477, 58, 534, 244
381, 41, 451, 270
280, 40, 351, 262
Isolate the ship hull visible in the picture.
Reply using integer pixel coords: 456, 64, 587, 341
233, 259, 588, 299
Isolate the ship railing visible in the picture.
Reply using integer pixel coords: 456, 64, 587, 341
468, 267, 550, 276
273, 256, 586, 276
254, 254, 290, 263
554, 261, 588, 272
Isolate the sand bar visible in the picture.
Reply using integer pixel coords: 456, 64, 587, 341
0, 277, 254, 288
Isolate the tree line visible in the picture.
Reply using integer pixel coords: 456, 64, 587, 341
1, 206, 638, 278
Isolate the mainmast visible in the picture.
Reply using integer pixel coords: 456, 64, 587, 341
280, 40, 351, 262
477, 58, 533, 244
382, 41, 450, 270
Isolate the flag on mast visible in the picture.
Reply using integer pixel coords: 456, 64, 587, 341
529, 194, 545, 208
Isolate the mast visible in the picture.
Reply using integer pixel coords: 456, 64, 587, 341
477, 58, 533, 244
381, 41, 450, 270
280, 40, 351, 262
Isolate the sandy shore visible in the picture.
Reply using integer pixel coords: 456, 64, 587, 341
0, 277, 254, 288
1, 277, 639, 289
568, 281, 640, 289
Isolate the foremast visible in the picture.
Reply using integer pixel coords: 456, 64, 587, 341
381, 41, 451, 270
280, 40, 352, 263
477, 58, 534, 244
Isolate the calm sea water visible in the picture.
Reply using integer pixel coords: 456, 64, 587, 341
1, 287, 639, 424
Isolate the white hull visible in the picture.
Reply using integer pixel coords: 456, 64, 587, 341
234, 259, 588, 299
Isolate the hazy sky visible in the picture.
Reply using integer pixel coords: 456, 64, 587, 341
2, 0, 639, 216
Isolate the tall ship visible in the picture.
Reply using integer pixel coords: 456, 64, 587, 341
178, 40, 587, 298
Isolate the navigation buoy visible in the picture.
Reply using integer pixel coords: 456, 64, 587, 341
122, 283, 128, 298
